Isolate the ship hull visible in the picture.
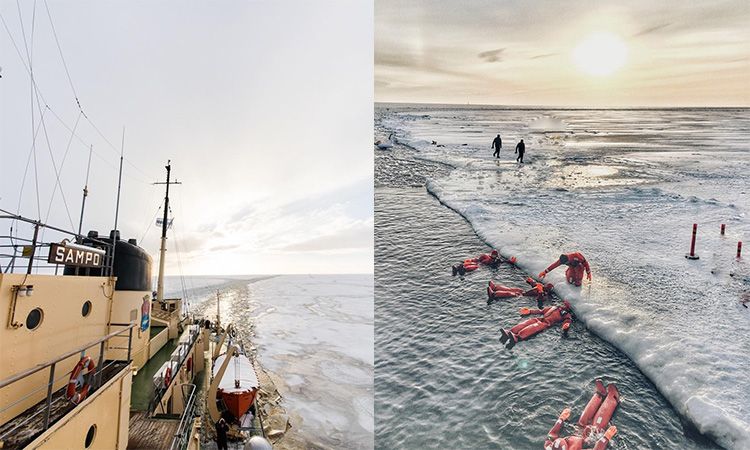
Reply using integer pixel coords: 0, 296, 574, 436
220, 388, 258, 419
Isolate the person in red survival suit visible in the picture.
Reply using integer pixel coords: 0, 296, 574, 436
539, 252, 591, 286
453, 250, 516, 276
544, 379, 620, 450
499, 300, 573, 349
545, 408, 617, 450
487, 278, 554, 308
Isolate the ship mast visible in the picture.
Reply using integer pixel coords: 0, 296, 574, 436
153, 161, 181, 302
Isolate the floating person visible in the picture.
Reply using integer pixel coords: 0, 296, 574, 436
487, 278, 554, 308
452, 259, 479, 276
539, 252, 592, 286
515, 139, 525, 163
545, 379, 620, 450
492, 134, 502, 158
499, 300, 573, 349
452, 250, 515, 276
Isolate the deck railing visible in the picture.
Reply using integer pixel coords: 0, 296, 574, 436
151, 324, 201, 415
0, 323, 135, 442
168, 383, 198, 450
0, 211, 114, 276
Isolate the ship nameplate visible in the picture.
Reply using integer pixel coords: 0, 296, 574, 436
47, 243, 104, 268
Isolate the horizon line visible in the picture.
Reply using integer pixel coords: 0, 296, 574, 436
374, 101, 750, 109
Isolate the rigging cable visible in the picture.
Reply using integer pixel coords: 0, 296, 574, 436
176, 188, 197, 297
41, 110, 83, 238
0, 9, 156, 186
42, 0, 80, 108
33, 86, 77, 230
170, 208, 191, 316
138, 203, 162, 245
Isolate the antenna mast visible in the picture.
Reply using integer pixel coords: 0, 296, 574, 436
153, 161, 181, 303
77, 144, 94, 238
111, 129, 125, 276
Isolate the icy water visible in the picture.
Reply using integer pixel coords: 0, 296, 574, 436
376, 189, 717, 450
165, 274, 374, 449
375, 105, 748, 449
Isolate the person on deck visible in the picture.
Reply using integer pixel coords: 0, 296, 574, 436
216, 418, 229, 450
539, 252, 591, 286
492, 134, 502, 158
499, 300, 573, 349
515, 139, 525, 163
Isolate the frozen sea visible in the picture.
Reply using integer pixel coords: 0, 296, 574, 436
164, 274, 374, 449
375, 104, 749, 450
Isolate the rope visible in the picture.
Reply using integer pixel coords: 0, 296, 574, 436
138, 203, 162, 245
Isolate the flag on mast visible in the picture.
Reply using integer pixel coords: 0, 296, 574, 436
156, 217, 174, 229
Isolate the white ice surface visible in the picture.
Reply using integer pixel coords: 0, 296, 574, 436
383, 107, 750, 450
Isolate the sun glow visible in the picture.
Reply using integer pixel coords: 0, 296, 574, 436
572, 32, 628, 76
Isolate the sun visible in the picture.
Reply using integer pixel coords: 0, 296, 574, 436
572, 32, 628, 76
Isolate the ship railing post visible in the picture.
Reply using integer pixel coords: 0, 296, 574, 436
43, 363, 56, 430
127, 326, 133, 361
26, 223, 40, 274
97, 341, 105, 388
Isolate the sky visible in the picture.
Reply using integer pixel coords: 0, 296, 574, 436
376, 0, 750, 107
0, 0, 373, 275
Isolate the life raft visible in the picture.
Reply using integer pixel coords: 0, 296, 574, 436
66, 356, 96, 405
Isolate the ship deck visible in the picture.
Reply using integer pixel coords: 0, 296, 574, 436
0, 361, 128, 450
131, 339, 177, 411
127, 411, 180, 450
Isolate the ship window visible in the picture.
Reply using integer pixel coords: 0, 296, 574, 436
82, 301, 92, 317
85, 424, 97, 447
25, 308, 43, 330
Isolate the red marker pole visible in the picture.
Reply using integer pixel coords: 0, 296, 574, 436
720, 224, 725, 235
686, 223, 699, 260
738, 241, 743, 259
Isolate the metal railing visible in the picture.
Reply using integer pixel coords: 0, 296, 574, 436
151, 325, 201, 415
168, 384, 198, 450
0, 323, 135, 442
0, 211, 114, 276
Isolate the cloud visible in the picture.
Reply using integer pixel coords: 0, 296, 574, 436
478, 48, 505, 63
530, 53, 557, 60
632, 23, 671, 37
277, 218, 373, 253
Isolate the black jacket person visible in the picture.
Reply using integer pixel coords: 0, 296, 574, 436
492, 134, 502, 158
515, 139, 525, 163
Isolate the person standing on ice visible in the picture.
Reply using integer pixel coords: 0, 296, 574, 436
539, 252, 591, 286
492, 134, 502, 158
515, 139, 525, 163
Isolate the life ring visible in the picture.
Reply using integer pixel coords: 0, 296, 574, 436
164, 367, 172, 387
66, 356, 96, 405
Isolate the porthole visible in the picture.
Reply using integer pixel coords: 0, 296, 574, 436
82, 301, 92, 317
25, 308, 43, 330
85, 424, 97, 448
